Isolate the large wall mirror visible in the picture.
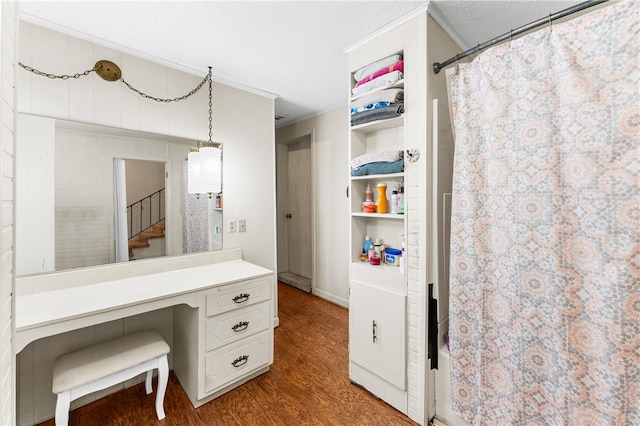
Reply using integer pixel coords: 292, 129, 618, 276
15, 114, 223, 276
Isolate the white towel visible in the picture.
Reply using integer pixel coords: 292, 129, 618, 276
350, 88, 404, 110
353, 54, 402, 82
352, 71, 403, 97
350, 150, 403, 170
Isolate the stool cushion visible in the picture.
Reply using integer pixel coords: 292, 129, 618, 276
53, 330, 169, 394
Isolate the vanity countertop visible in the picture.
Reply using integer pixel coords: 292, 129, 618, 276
14, 249, 274, 353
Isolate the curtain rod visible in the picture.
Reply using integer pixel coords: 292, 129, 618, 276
432, 0, 609, 74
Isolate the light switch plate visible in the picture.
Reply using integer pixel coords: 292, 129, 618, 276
238, 218, 246, 232
227, 219, 236, 233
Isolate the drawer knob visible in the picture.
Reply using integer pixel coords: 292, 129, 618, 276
232, 321, 250, 332
231, 355, 249, 368
232, 293, 250, 304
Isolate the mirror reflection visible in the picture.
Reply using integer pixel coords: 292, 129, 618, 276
15, 114, 222, 276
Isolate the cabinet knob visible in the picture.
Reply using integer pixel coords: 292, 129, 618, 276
232, 321, 250, 332
232, 293, 250, 304
286, 213, 292, 219
231, 355, 249, 368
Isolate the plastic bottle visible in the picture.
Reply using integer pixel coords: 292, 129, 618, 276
365, 184, 373, 203
374, 239, 382, 257
399, 185, 405, 214
368, 244, 375, 261
390, 190, 398, 214
376, 183, 388, 214
363, 235, 371, 254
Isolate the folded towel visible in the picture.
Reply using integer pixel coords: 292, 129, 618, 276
351, 159, 404, 176
350, 103, 404, 126
355, 61, 404, 88
352, 71, 403, 96
353, 54, 402, 82
351, 101, 391, 115
351, 150, 403, 170
350, 88, 404, 110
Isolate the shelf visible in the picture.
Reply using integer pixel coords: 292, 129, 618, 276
350, 261, 405, 294
352, 212, 404, 219
351, 115, 403, 133
351, 172, 404, 181
350, 80, 404, 102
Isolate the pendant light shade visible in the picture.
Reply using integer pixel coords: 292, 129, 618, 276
187, 67, 222, 198
187, 149, 204, 195
199, 144, 222, 194
187, 144, 221, 197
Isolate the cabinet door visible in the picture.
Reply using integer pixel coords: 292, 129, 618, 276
349, 281, 406, 389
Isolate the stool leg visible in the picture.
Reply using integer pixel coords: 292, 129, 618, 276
145, 370, 153, 395
155, 354, 169, 420
55, 391, 71, 426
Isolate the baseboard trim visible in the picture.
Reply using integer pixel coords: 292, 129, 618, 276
313, 288, 348, 309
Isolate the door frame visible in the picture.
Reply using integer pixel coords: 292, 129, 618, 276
276, 129, 315, 291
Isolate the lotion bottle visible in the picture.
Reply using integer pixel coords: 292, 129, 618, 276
376, 183, 388, 214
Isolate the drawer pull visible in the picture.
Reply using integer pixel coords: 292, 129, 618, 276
232, 321, 250, 332
232, 293, 250, 304
231, 355, 249, 368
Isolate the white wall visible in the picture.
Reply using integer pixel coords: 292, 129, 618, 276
125, 159, 165, 206
0, 3, 17, 426
275, 107, 350, 307
15, 21, 276, 425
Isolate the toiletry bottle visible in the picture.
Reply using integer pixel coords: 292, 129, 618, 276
374, 239, 382, 257
365, 184, 373, 203
376, 183, 388, 214
399, 185, 405, 214
390, 190, 398, 214
363, 235, 371, 254
215, 194, 221, 208
368, 244, 375, 261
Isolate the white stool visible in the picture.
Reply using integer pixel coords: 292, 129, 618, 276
52, 330, 170, 426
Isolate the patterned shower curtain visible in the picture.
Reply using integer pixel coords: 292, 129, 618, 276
448, 2, 639, 425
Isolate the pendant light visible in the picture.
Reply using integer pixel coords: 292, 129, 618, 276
187, 67, 222, 198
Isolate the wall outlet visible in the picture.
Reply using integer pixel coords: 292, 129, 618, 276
238, 218, 246, 232
227, 219, 236, 233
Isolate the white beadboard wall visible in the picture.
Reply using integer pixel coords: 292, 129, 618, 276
0, 3, 17, 426
15, 21, 276, 425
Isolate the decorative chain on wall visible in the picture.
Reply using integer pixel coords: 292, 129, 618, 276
18, 60, 212, 104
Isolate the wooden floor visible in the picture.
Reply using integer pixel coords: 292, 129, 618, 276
37, 282, 418, 426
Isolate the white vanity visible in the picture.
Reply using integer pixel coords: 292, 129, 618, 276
15, 248, 275, 415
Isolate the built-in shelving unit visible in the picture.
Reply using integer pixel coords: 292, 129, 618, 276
346, 9, 460, 425
348, 45, 408, 414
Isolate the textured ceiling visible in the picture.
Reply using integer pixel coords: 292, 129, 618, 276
19, 1, 587, 127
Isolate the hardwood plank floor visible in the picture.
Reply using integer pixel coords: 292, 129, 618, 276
37, 283, 418, 425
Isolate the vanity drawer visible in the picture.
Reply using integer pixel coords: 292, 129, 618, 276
204, 330, 270, 393
205, 301, 270, 351
206, 277, 271, 317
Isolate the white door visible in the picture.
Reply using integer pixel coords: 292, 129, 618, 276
286, 139, 312, 280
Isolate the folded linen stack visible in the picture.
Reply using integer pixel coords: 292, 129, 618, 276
350, 54, 405, 126
350, 150, 404, 176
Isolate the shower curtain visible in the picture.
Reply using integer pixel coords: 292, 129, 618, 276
448, 2, 639, 425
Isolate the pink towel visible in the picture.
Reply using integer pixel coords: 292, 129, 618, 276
354, 61, 404, 88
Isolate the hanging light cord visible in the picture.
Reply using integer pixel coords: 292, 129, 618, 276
18, 61, 212, 104
207, 67, 214, 144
